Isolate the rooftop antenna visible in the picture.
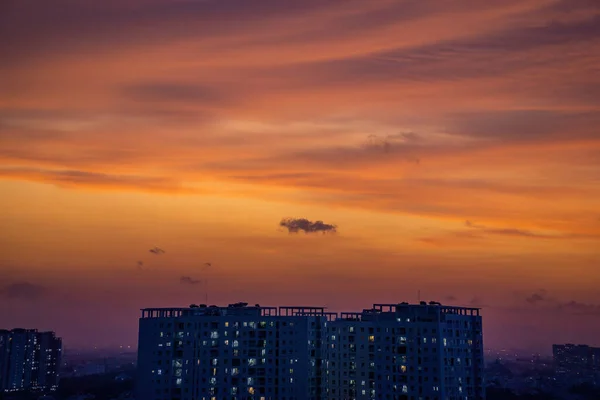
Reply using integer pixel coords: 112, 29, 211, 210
204, 278, 208, 303
418, 289, 421, 302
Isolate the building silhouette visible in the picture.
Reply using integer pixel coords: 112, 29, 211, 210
136, 302, 485, 400
553, 343, 600, 373
0, 329, 62, 393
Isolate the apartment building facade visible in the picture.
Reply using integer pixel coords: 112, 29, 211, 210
0, 329, 62, 393
137, 303, 332, 400
326, 302, 485, 400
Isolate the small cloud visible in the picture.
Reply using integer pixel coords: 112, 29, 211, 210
149, 246, 165, 255
2, 282, 46, 300
363, 134, 421, 162
279, 217, 337, 234
180, 276, 201, 285
444, 294, 458, 302
525, 289, 548, 305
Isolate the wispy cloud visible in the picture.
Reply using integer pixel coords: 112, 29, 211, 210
0, 166, 197, 194
2, 282, 46, 300
180, 276, 201, 285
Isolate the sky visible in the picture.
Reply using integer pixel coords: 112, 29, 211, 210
0, 0, 599, 353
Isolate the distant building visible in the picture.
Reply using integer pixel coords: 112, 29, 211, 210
137, 301, 485, 400
72, 362, 106, 377
0, 328, 62, 393
553, 343, 600, 372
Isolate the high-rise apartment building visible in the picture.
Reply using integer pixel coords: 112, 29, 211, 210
0, 329, 62, 393
137, 302, 485, 400
137, 303, 332, 400
326, 302, 484, 400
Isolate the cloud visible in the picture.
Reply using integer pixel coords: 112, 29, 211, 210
180, 276, 201, 285
2, 282, 46, 300
363, 134, 421, 162
123, 82, 234, 106
525, 290, 548, 305
556, 301, 600, 316
464, 220, 574, 240
519, 290, 600, 315
149, 247, 166, 255
444, 294, 458, 302
0, 166, 196, 194
279, 217, 337, 234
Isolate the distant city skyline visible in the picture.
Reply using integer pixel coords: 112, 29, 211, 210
1, 0, 599, 353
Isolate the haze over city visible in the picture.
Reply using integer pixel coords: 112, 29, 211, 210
1, 0, 599, 353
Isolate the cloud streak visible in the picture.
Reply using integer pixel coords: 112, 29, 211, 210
2, 282, 46, 300
180, 276, 201, 285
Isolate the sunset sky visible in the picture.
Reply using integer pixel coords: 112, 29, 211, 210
1, 0, 599, 352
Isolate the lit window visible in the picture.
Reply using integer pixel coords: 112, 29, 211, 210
369, 335, 375, 342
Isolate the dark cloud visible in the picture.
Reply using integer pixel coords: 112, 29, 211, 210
279, 217, 337, 234
444, 294, 457, 302
149, 247, 165, 255
307, 12, 600, 85
180, 276, 201, 285
2, 282, 46, 300
0, 0, 351, 66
